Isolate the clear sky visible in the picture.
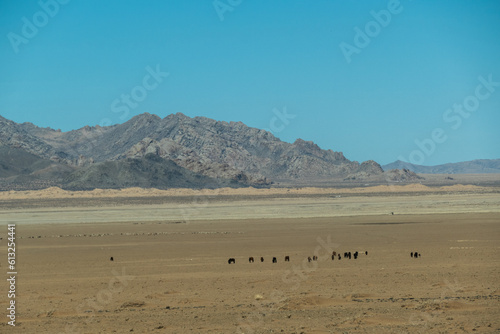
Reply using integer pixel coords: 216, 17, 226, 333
1, 0, 499, 166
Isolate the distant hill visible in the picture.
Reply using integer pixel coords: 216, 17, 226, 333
63, 153, 238, 190
3, 113, 498, 191
0, 113, 385, 190
0, 145, 53, 178
382, 159, 500, 174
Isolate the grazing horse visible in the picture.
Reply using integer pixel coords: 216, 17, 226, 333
260, 257, 264, 262
332, 251, 337, 256
110, 256, 114, 261
411, 252, 414, 258
249, 257, 254, 263
365, 251, 368, 256
414, 252, 419, 258
353, 251, 358, 259
272, 257, 277, 263
285, 256, 290, 262
331, 254, 335, 260
228, 258, 235, 264
307, 256, 312, 262
312, 255, 318, 261
338, 254, 341, 260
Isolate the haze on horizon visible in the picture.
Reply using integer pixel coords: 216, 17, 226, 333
1, 0, 499, 166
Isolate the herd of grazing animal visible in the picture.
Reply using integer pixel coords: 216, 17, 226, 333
228, 250, 376, 264
107, 249, 419, 265
411, 252, 422, 258
227, 250, 420, 264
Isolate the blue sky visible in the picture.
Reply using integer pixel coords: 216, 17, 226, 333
1, 0, 499, 166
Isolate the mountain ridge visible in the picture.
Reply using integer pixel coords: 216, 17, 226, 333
383, 159, 500, 174
2, 112, 497, 191
2, 112, 382, 182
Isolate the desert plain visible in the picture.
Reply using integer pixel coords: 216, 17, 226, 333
0, 184, 499, 333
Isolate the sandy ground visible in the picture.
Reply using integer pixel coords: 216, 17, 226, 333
0, 187, 499, 333
0, 184, 496, 201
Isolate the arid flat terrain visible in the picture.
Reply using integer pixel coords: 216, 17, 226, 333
0, 186, 499, 333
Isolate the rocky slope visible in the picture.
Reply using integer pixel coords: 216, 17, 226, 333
383, 168, 424, 182
383, 159, 500, 174
63, 153, 238, 190
1, 113, 387, 190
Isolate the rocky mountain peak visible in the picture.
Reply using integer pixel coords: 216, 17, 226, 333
359, 160, 384, 174
293, 138, 322, 152
0, 112, 390, 189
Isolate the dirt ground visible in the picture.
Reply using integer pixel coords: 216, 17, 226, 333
0, 187, 499, 333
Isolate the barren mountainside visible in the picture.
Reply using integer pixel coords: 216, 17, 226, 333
383, 159, 500, 174
1, 112, 394, 190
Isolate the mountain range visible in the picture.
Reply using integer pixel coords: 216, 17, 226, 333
382, 159, 500, 174
0, 113, 497, 190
